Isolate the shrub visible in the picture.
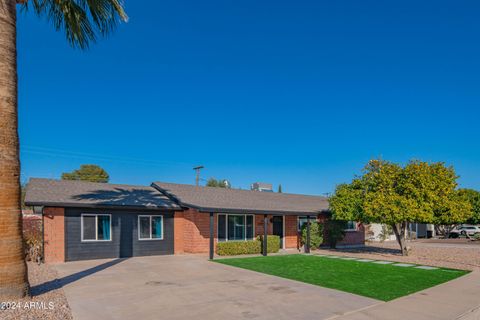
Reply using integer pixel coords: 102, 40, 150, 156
300, 221, 324, 249
258, 235, 281, 254
23, 218, 42, 263
325, 220, 346, 249
216, 239, 260, 255
216, 235, 280, 256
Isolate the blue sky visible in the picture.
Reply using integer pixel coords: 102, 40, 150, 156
17, 0, 480, 195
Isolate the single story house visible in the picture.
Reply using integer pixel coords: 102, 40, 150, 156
365, 223, 436, 242
25, 178, 365, 263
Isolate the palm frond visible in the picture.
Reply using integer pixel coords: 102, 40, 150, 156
22, 0, 128, 49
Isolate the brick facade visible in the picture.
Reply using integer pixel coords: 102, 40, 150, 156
173, 210, 304, 253
254, 214, 273, 237
338, 223, 365, 247
42, 207, 364, 260
174, 209, 218, 254
284, 215, 299, 249
173, 212, 185, 254
318, 213, 365, 247
43, 207, 65, 263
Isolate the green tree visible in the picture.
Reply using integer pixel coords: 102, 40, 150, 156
330, 159, 472, 255
459, 189, 480, 224
301, 221, 323, 249
62, 164, 110, 183
278, 184, 282, 193
206, 178, 230, 188
325, 220, 346, 249
0, 0, 126, 298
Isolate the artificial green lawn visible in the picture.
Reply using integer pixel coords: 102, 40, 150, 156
214, 254, 468, 301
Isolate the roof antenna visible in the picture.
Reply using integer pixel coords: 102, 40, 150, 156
193, 166, 204, 186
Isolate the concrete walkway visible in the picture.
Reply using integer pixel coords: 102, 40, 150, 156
53, 255, 379, 320
328, 270, 480, 320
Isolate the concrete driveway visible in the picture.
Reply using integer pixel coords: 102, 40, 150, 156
54, 255, 379, 320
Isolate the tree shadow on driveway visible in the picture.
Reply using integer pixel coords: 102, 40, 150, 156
31, 258, 127, 296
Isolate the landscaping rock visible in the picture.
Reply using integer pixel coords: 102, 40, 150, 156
2, 262, 72, 320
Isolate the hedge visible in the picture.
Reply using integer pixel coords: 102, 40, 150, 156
216, 235, 280, 256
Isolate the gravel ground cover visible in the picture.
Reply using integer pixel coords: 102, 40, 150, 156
1, 262, 72, 320
315, 240, 480, 271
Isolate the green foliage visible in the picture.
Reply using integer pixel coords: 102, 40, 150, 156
216, 240, 260, 255
278, 184, 282, 193
216, 235, 280, 256
330, 159, 472, 226
22, 0, 128, 49
258, 235, 281, 253
300, 221, 323, 249
330, 159, 472, 254
206, 178, 230, 188
61, 164, 110, 183
325, 220, 346, 248
459, 189, 480, 224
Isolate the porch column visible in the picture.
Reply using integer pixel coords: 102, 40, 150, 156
209, 212, 214, 260
305, 215, 311, 254
263, 214, 268, 256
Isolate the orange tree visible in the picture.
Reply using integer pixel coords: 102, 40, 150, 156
330, 160, 472, 255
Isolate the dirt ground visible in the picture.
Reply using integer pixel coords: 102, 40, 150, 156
315, 239, 480, 271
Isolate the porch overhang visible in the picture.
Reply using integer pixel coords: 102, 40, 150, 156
205, 210, 324, 260
193, 205, 329, 216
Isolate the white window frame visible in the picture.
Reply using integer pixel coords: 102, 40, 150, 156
345, 221, 358, 232
138, 215, 164, 241
217, 214, 255, 242
81, 214, 112, 242
297, 216, 317, 232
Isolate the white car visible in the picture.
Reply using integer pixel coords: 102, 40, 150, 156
450, 225, 480, 238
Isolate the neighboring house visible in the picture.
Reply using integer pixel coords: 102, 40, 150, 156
25, 178, 365, 263
251, 182, 273, 192
365, 224, 396, 242
366, 223, 436, 241
408, 223, 436, 239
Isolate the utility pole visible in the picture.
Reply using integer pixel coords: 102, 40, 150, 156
193, 166, 204, 186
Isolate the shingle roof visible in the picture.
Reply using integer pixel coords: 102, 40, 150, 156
25, 178, 181, 210
152, 182, 329, 215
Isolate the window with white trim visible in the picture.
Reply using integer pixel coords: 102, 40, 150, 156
298, 216, 317, 232
217, 214, 254, 241
81, 214, 111, 241
345, 221, 357, 231
138, 215, 164, 240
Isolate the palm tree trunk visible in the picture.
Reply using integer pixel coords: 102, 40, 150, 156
0, 0, 29, 298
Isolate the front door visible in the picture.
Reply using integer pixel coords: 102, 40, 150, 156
272, 216, 284, 249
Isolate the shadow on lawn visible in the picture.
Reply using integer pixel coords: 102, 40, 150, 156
31, 258, 126, 296
319, 245, 402, 256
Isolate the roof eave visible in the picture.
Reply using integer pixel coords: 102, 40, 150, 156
24, 201, 182, 212
195, 206, 329, 216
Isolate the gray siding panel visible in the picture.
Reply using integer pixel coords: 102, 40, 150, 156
65, 208, 174, 261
